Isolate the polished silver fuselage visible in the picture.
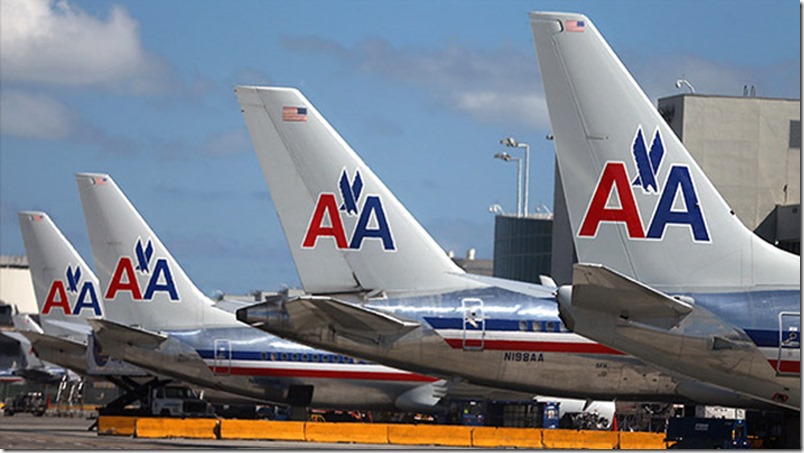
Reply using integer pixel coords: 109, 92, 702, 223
240, 285, 766, 407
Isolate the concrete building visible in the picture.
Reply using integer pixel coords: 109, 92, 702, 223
0, 256, 37, 315
657, 94, 800, 230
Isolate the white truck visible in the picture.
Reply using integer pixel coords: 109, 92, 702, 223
151, 384, 215, 418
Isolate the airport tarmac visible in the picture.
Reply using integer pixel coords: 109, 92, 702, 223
0, 414, 451, 450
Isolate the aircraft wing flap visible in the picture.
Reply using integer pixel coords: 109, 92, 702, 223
572, 263, 693, 329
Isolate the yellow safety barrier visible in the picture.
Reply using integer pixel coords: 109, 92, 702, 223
542, 428, 619, 449
387, 424, 473, 447
135, 417, 219, 439
97, 416, 137, 436
219, 419, 306, 441
471, 426, 544, 448
96, 415, 668, 449
618, 431, 667, 449
305, 421, 389, 444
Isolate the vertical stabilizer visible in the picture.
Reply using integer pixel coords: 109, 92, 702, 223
235, 86, 473, 295
76, 173, 237, 330
530, 12, 799, 290
18, 211, 101, 340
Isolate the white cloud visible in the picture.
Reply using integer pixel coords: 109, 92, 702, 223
201, 129, 252, 157
456, 91, 550, 130
0, 0, 168, 92
0, 90, 78, 139
282, 36, 549, 130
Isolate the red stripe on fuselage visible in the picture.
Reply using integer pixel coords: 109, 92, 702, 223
772, 360, 800, 374
208, 366, 439, 382
444, 338, 625, 355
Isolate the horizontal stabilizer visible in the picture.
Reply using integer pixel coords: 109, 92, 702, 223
40, 319, 92, 337
571, 263, 692, 329
12, 314, 44, 334
87, 319, 167, 350
19, 331, 87, 356
287, 296, 420, 343
239, 296, 419, 345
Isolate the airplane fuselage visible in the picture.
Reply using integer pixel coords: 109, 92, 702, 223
96, 323, 452, 412
241, 285, 783, 408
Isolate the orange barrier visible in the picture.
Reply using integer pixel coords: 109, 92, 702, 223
618, 431, 668, 449
98, 415, 667, 449
305, 421, 389, 444
472, 426, 543, 448
135, 417, 219, 439
97, 416, 137, 436
219, 419, 305, 441
542, 428, 619, 449
387, 424, 473, 447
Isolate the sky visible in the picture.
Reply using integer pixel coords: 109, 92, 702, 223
1, 0, 800, 297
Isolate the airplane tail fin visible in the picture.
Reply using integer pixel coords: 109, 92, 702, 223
76, 173, 236, 330
235, 86, 473, 295
530, 12, 799, 290
18, 211, 104, 338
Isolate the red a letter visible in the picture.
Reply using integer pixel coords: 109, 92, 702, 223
105, 257, 143, 300
302, 193, 348, 249
579, 162, 645, 238
42, 281, 70, 315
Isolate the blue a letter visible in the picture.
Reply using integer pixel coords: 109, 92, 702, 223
143, 259, 179, 301
72, 282, 102, 316
349, 196, 395, 250
647, 166, 709, 241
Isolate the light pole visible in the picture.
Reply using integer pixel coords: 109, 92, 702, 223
494, 152, 522, 217
501, 137, 530, 216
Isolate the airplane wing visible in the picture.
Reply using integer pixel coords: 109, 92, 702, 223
571, 263, 693, 330
239, 296, 419, 345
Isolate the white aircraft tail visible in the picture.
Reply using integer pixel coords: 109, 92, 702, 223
76, 173, 236, 330
235, 86, 473, 295
18, 211, 102, 339
530, 12, 799, 291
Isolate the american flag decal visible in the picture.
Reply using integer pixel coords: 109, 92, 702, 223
282, 106, 308, 122
92, 176, 108, 185
31, 214, 43, 222
565, 20, 585, 32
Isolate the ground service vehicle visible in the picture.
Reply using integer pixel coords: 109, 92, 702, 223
665, 417, 750, 449
151, 384, 214, 418
3, 392, 46, 417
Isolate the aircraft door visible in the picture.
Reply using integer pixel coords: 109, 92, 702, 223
461, 298, 485, 351
213, 339, 232, 376
777, 312, 800, 376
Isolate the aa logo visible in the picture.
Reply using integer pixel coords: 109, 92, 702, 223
42, 265, 102, 316
105, 238, 179, 302
302, 168, 395, 251
579, 127, 710, 242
